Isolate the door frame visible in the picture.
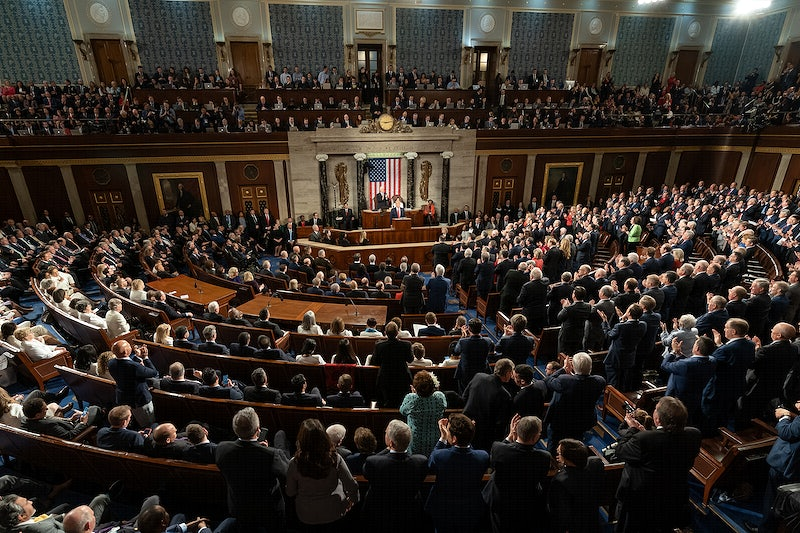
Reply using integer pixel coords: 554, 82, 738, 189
470, 41, 501, 103
670, 47, 703, 87
227, 38, 265, 88
86, 34, 135, 85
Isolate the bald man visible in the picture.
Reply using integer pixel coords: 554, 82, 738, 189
108, 341, 158, 427
737, 322, 798, 428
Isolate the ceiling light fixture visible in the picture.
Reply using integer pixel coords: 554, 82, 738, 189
637, 0, 665, 5
734, 0, 771, 15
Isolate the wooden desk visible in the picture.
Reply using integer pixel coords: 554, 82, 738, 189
236, 294, 387, 329
362, 210, 425, 228
147, 275, 237, 314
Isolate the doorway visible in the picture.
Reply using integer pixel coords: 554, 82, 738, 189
576, 48, 602, 87
674, 50, 699, 86
91, 39, 128, 85
237, 185, 273, 218
229, 41, 262, 89
90, 190, 128, 230
357, 43, 383, 103
472, 46, 498, 103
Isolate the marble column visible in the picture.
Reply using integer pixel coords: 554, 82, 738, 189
316, 154, 330, 225
59, 166, 86, 225
6, 168, 36, 223
405, 152, 418, 208
441, 151, 453, 219
125, 164, 150, 232
354, 153, 367, 215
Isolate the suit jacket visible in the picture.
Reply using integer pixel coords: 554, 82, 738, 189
482, 440, 551, 521
425, 441, 489, 530
243, 386, 282, 403
702, 337, 756, 419
390, 206, 405, 219
108, 356, 159, 408
197, 341, 230, 355
426, 276, 450, 314
326, 391, 365, 408
548, 458, 604, 533
454, 335, 493, 392
496, 333, 534, 365
744, 292, 772, 340
603, 319, 647, 370
500, 269, 528, 313
174, 339, 197, 350
159, 378, 201, 395
215, 439, 290, 529
695, 309, 729, 338
104, 309, 130, 339
739, 340, 798, 420
24, 416, 92, 441
557, 302, 592, 354
229, 343, 257, 357
463, 374, 513, 451
544, 368, 606, 437
183, 441, 218, 464
371, 337, 413, 407
253, 319, 285, 338
661, 355, 716, 424
199, 385, 243, 400
153, 300, 187, 320
401, 273, 425, 310
615, 427, 702, 531
362, 450, 428, 532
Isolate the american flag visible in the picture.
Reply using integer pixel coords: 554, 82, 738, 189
368, 158, 402, 209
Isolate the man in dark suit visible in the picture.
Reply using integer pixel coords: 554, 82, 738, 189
22, 397, 100, 440
202, 300, 225, 323
282, 217, 297, 245
482, 414, 552, 532
661, 336, 717, 429
512, 364, 546, 418
426, 265, 450, 314
737, 322, 797, 428
744, 278, 772, 341
281, 374, 324, 406
199, 367, 243, 400
172, 325, 197, 351
372, 322, 413, 407
500, 263, 528, 315
390, 199, 405, 219
253, 335, 293, 362
230, 331, 257, 357
401, 262, 425, 314
418, 312, 446, 337
215, 407, 289, 532
544, 352, 606, 454
325, 374, 365, 408
702, 318, 756, 432
495, 313, 535, 365
432, 236, 452, 270
108, 341, 159, 427
600, 303, 647, 391
253, 308, 286, 338
425, 414, 489, 533
463, 359, 515, 451
339, 203, 356, 230
243, 367, 282, 403
374, 186, 390, 210
695, 295, 730, 338
196, 325, 230, 355
151, 290, 193, 320
454, 318, 494, 393
615, 397, 702, 533
361, 420, 428, 532
556, 286, 592, 355
183, 423, 218, 464
159, 362, 202, 394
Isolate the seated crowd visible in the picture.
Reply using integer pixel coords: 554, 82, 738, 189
3, 57, 799, 134
2, 177, 800, 530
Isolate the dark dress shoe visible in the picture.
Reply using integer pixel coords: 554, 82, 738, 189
54, 386, 70, 402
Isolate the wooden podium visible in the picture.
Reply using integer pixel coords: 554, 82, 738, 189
362, 210, 391, 229
391, 217, 412, 231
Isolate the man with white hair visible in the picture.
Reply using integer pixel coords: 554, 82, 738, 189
202, 300, 224, 322
543, 352, 606, 454
426, 264, 450, 313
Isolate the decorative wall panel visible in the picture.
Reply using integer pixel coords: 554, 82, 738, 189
612, 16, 676, 86
128, 0, 216, 74
269, 5, 344, 75
509, 12, 574, 83
396, 8, 463, 78
0, 0, 79, 81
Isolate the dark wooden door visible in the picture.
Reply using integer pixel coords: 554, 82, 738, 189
472, 46, 498, 102
785, 41, 800, 73
91, 39, 128, 85
675, 50, 699, 86
90, 190, 128, 229
229, 42, 262, 88
577, 48, 601, 86
357, 44, 383, 80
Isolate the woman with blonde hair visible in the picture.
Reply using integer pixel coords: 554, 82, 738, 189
14, 327, 70, 361
154, 323, 173, 346
0, 387, 70, 421
241, 270, 263, 294
130, 278, 147, 303
559, 237, 573, 272
227, 266, 242, 283
297, 311, 323, 335
94, 351, 115, 381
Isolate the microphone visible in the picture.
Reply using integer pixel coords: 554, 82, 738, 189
194, 280, 203, 294
265, 289, 285, 309
344, 296, 360, 317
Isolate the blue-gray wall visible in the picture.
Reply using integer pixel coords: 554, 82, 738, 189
128, 0, 216, 74
269, 5, 344, 76
612, 16, 676, 86
509, 12, 574, 83
0, 0, 80, 82
395, 8, 463, 77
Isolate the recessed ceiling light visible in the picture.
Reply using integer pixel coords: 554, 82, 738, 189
734, 0, 771, 15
